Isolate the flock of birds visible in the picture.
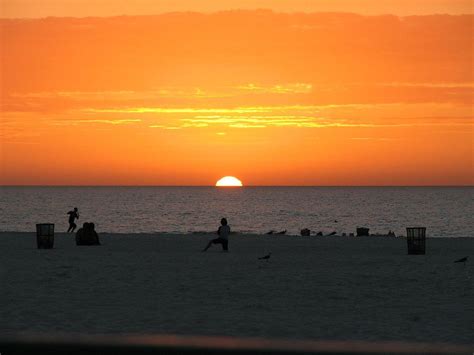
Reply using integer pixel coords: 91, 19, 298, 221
258, 220, 470, 263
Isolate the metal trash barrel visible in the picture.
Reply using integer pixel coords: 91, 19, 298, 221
406, 227, 426, 255
356, 227, 370, 237
36, 224, 54, 249
300, 228, 310, 236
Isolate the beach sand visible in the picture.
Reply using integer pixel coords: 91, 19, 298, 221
1, 232, 473, 345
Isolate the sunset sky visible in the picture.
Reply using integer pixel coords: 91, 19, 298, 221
1, 1, 473, 185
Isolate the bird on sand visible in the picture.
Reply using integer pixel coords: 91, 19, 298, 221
258, 252, 272, 260
454, 256, 468, 263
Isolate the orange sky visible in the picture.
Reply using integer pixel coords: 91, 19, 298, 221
2, 0, 473, 17
1, 7, 473, 185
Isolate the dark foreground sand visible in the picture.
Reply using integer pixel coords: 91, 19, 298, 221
1, 232, 473, 345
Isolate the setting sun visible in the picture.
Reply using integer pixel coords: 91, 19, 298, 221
216, 176, 243, 187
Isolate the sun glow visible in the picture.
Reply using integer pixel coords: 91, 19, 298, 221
216, 176, 243, 187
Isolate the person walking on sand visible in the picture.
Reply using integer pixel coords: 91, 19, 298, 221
67, 207, 79, 233
202, 218, 230, 252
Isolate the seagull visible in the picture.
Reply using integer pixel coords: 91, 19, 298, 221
454, 256, 468, 263
258, 252, 272, 261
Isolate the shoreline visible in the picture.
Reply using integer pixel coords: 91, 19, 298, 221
0, 231, 471, 239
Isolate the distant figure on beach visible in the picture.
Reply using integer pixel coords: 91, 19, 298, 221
67, 207, 79, 232
76, 222, 101, 245
202, 218, 230, 252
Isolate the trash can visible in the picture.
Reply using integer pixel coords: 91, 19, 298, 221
356, 227, 370, 236
406, 227, 426, 255
300, 228, 310, 236
36, 223, 54, 249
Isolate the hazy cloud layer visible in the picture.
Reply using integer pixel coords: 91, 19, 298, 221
1, 11, 472, 185
2, 12, 472, 93
3, 0, 472, 18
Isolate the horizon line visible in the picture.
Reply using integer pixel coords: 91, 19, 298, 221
1, 185, 473, 188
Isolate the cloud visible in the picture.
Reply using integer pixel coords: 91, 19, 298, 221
149, 125, 182, 130
69, 103, 474, 131
229, 124, 267, 128
235, 83, 313, 94
146, 112, 474, 130
350, 137, 402, 141
378, 82, 474, 88
85, 107, 273, 114
82, 105, 372, 115
8, 88, 235, 100
2, 13, 471, 95
50, 119, 141, 126
3, 81, 471, 116
2, 1, 473, 18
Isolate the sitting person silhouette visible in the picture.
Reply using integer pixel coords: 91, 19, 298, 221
76, 222, 101, 246
202, 218, 230, 252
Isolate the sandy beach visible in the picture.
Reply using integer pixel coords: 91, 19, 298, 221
1, 232, 473, 345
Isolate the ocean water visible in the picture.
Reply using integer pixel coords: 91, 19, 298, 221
0, 186, 472, 237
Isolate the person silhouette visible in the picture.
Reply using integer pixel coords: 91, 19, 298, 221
202, 218, 230, 252
76, 222, 101, 245
67, 207, 79, 233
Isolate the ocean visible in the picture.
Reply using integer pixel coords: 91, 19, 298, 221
0, 186, 472, 237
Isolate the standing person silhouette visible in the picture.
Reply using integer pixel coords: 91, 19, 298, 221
202, 218, 230, 252
67, 207, 79, 233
